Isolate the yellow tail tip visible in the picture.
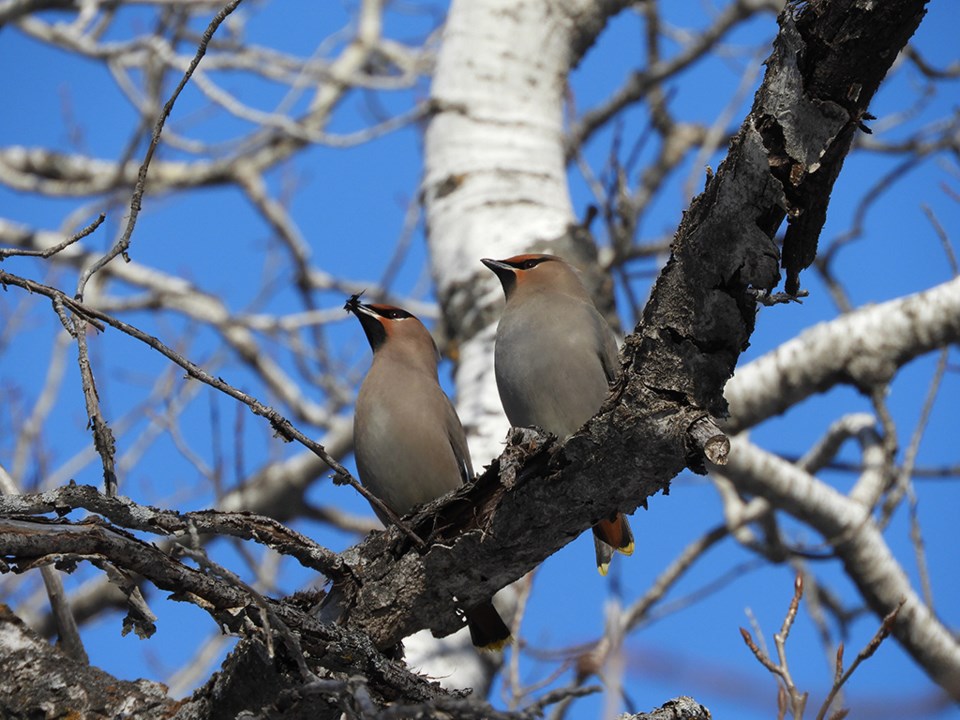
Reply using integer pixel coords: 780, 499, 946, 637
618, 540, 635, 557
479, 636, 511, 652
597, 561, 610, 576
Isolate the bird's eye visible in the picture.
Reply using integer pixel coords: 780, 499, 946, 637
522, 258, 540, 270
386, 309, 409, 319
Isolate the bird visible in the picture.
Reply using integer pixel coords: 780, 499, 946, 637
345, 294, 510, 650
481, 254, 634, 575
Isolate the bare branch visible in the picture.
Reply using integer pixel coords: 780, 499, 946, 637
0, 269, 356, 484
720, 435, 960, 698
725, 276, 960, 434
815, 602, 904, 720
0, 483, 344, 577
0, 212, 104, 260
75, 0, 244, 300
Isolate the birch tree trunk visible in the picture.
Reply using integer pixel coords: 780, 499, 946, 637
424, 0, 628, 463
412, 0, 628, 689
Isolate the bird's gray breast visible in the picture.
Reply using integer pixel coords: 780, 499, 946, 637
494, 295, 614, 438
354, 366, 466, 518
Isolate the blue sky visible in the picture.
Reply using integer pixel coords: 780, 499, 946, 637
0, 2, 958, 718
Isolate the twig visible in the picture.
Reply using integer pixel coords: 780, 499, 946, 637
815, 601, 904, 720
739, 574, 808, 720
75, 0, 244, 300
753, 289, 808, 306
0, 213, 105, 260
10, 331, 71, 485
900, 348, 948, 610
505, 572, 535, 710
921, 204, 959, 275
895, 208, 958, 610
174, 541, 317, 683
725, 435, 960, 697
521, 685, 602, 718
564, 0, 771, 157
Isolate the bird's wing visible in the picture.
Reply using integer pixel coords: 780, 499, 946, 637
442, 395, 474, 485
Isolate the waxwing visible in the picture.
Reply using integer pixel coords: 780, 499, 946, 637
346, 295, 510, 649
481, 254, 634, 575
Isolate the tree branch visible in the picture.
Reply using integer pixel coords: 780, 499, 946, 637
720, 436, 960, 699
724, 275, 960, 434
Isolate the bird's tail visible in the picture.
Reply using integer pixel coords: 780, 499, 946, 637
593, 512, 634, 576
466, 600, 511, 650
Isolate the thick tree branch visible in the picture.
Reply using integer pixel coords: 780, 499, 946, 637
0, 516, 446, 712
0, 605, 176, 719
724, 274, 960, 434
776, 0, 928, 293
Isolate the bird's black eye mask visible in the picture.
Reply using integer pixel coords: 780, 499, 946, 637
507, 256, 550, 271
374, 306, 412, 320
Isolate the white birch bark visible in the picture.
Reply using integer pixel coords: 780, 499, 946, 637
416, 0, 623, 690
423, 0, 620, 463
724, 275, 960, 433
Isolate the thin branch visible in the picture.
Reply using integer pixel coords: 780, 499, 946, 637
73, 323, 119, 496
0, 213, 104, 260
174, 542, 317, 683
74, 0, 244, 300
0, 269, 397, 522
565, 0, 778, 157
739, 574, 808, 720
722, 435, 960, 698
899, 349, 948, 609
815, 601, 904, 720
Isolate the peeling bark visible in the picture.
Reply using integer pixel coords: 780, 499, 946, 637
766, 0, 929, 293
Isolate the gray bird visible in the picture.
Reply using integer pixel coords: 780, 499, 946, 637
346, 296, 510, 649
481, 254, 634, 575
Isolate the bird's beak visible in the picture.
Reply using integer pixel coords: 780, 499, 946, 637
482, 258, 519, 298
481, 257, 516, 283
345, 296, 387, 350
481, 257, 510, 273
344, 292, 370, 315
344, 294, 381, 321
